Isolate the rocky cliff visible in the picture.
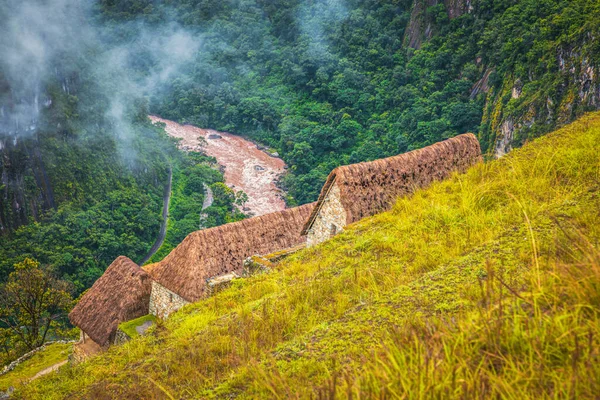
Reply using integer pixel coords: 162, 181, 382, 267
404, 0, 472, 49
404, 0, 600, 159
0, 70, 75, 233
483, 44, 600, 157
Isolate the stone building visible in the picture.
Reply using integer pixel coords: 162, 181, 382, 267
145, 203, 314, 318
69, 256, 152, 360
302, 133, 483, 246
145, 279, 189, 319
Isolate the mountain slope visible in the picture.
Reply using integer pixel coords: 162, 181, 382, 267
104, 0, 600, 203
18, 113, 600, 398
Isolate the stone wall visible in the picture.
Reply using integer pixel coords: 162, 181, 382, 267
113, 329, 131, 346
0, 340, 76, 376
206, 272, 239, 296
149, 281, 189, 319
306, 183, 346, 247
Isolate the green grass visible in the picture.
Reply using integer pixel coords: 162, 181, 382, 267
118, 315, 157, 339
17, 113, 600, 399
0, 343, 71, 392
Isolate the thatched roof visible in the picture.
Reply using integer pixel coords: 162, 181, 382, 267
302, 133, 482, 234
147, 203, 314, 302
69, 256, 152, 347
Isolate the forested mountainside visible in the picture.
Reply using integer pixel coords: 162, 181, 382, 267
18, 111, 600, 399
0, 0, 243, 294
97, 0, 599, 204
2, 0, 598, 284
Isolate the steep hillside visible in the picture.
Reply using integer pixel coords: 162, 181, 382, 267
17, 113, 600, 398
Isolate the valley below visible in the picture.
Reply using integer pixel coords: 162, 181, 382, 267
150, 116, 287, 217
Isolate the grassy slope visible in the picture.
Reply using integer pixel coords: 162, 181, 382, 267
0, 343, 71, 391
18, 113, 600, 399
118, 315, 157, 339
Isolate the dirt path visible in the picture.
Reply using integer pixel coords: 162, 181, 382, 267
150, 116, 286, 216
30, 360, 67, 381
138, 166, 172, 265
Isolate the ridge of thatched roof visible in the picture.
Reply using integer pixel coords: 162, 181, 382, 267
302, 133, 482, 234
148, 203, 315, 302
69, 256, 152, 347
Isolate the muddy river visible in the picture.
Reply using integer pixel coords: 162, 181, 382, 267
150, 116, 287, 216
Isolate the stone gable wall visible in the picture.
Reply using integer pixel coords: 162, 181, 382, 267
306, 183, 346, 247
149, 281, 189, 319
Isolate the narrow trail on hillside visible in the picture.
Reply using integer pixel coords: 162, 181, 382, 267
139, 166, 172, 265
150, 116, 286, 216
29, 360, 68, 382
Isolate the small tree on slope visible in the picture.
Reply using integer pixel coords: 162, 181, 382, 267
0, 258, 73, 353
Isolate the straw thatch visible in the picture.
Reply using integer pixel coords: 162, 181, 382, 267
69, 256, 152, 347
148, 203, 315, 302
302, 133, 482, 234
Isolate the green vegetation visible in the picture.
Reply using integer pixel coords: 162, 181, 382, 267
0, 52, 177, 290
0, 343, 71, 392
118, 315, 156, 339
96, 0, 600, 203
0, 0, 242, 299
0, 258, 74, 365
148, 149, 246, 263
3, 0, 598, 294
3, 0, 600, 388
16, 113, 600, 398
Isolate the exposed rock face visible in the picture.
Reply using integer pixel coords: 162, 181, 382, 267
404, 0, 438, 49
470, 68, 494, 99
511, 79, 523, 99
494, 117, 514, 158
0, 72, 75, 233
404, 0, 471, 49
444, 0, 472, 19
487, 45, 600, 158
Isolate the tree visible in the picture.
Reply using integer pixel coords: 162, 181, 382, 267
210, 182, 235, 208
235, 190, 249, 207
0, 258, 73, 351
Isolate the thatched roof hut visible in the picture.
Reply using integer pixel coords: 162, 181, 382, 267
302, 134, 482, 239
147, 203, 314, 302
69, 256, 152, 347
